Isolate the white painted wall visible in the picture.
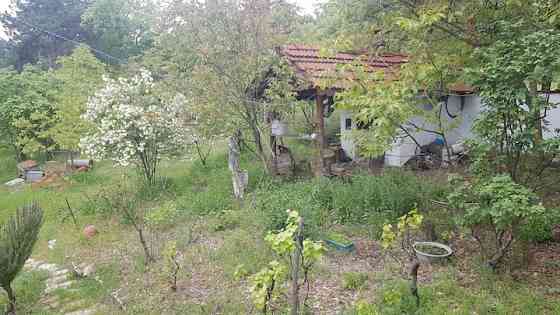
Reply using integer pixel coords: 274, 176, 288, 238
339, 93, 560, 167
543, 94, 560, 139
339, 110, 357, 159
384, 95, 481, 166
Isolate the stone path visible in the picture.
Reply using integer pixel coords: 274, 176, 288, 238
24, 258, 99, 315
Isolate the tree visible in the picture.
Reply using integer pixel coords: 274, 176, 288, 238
81, 70, 190, 185
316, 0, 560, 165
148, 0, 303, 172
81, 0, 155, 63
468, 24, 560, 183
0, 65, 58, 160
0, 203, 44, 315
448, 175, 546, 270
1, 0, 90, 69
249, 210, 325, 314
48, 45, 106, 154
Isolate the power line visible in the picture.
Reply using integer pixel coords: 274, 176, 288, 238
19, 19, 126, 64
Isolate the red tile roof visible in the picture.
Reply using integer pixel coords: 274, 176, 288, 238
278, 44, 474, 94
278, 44, 407, 89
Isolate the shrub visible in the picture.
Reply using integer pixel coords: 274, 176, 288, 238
342, 272, 369, 290
520, 207, 560, 243
448, 175, 546, 270
0, 203, 44, 314
145, 201, 178, 229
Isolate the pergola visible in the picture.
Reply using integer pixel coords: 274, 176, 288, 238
277, 44, 409, 175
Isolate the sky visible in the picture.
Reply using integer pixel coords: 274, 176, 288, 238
0, 0, 321, 39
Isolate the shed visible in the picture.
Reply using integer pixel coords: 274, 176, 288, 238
277, 44, 475, 172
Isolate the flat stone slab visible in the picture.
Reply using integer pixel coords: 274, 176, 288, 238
46, 280, 75, 293
5, 178, 24, 187
65, 307, 97, 315
37, 263, 59, 273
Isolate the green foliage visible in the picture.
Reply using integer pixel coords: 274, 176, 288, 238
81, 0, 155, 62
145, 201, 178, 229
346, 276, 560, 315
48, 45, 106, 152
381, 208, 423, 250
249, 210, 325, 313
468, 23, 560, 182
249, 260, 287, 312
0, 66, 58, 158
449, 175, 546, 268
1, 0, 89, 68
521, 207, 560, 243
253, 171, 446, 234
0, 203, 44, 313
342, 272, 368, 290
0, 271, 47, 315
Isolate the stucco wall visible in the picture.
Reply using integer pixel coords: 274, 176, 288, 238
338, 93, 560, 167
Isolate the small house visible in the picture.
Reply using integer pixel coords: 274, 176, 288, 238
277, 44, 560, 170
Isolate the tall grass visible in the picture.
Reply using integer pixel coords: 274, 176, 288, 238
252, 170, 448, 235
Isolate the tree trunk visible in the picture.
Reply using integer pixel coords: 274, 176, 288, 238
137, 227, 154, 264
4, 284, 16, 315
228, 136, 248, 200
290, 217, 304, 315
409, 260, 420, 307
528, 81, 543, 144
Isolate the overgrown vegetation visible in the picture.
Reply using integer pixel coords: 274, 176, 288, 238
0, 203, 44, 314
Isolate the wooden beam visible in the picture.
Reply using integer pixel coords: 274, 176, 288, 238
314, 91, 328, 176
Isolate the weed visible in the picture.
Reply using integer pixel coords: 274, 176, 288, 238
342, 272, 369, 290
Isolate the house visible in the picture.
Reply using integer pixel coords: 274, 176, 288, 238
278, 44, 560, 169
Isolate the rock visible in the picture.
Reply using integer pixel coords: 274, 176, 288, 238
83, 225, 98, 239
48, 239, 57, 250
552, 224, 560, 242
82, 264, 95, 277
5, 178, 24, 187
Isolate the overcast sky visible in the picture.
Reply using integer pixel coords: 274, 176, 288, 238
0, 0, 320, 39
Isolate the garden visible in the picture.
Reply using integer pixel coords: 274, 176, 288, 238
1, 1, 560, 314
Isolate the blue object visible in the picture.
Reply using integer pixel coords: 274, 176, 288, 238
434, 138, 445, 145
324, 239, 355, 252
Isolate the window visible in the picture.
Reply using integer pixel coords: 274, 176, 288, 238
345, 118, 352, 130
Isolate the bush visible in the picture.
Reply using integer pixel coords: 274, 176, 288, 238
145, 201, 178, 229
520, 207, 560, 243
449, 175, 546, 269
342, 272, 369, 290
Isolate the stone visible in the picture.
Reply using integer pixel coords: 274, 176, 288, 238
4, 178, 24, 187
65, 308, 97, 315
37, 263, 59, 273
48, 239, 57, 250
82, 264, 96, 277
83, 225, 98, 239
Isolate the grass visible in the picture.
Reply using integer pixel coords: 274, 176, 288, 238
0, 145, 558, 314
347, 273, 560, 315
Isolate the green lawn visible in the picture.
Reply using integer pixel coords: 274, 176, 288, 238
1, 145, 559, 314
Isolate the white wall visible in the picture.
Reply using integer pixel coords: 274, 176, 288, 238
543, 94, 560, 139
339, 93, 560, 167
384, 95, 480, 166
339, 110, 357, 159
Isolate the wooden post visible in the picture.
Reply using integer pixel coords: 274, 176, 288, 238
290, 217, 304, 315
314, 92, 328, 176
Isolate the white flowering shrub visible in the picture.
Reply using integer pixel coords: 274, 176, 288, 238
81, 70, 189, 185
